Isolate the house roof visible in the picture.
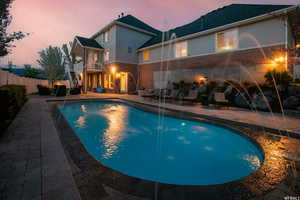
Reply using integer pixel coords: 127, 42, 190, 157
1, 68, 25, 76
116, 15, 161, 35
75, 36, 103, 49
139, 4, 293, 49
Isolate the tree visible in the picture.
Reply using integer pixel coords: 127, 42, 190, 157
62, 42, 82, 87
23, 64, 41, 78
62, 42, 76, 87
0, 0, 27, 57
37, 46, 65, 86
62, 42, 74, 71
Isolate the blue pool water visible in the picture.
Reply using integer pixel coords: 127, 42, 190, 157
60, 101, 263, 185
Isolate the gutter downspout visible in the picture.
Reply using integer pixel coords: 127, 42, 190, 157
83, 48, 87, 94
285, 11, 289, 71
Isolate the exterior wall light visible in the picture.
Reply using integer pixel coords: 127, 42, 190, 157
55, 81, 63, 85
111, 66, 116, 74
198, 76, 207, 83
274, 56, 286, 63
268, 54, 288, 70
116, 73, 121, 78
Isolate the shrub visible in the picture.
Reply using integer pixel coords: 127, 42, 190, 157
206, 81, 218, 94
172, 82, 180, 90
264, 69, 293, 86
37, 84, 51, 95
294, 78, 300, 83
70, 87, 81, 95
0, 85, 26, 107
0, 90, 16, 121
54, 85, 66, 96
0, 85, 27, 134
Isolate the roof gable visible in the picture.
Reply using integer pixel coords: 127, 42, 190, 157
75, 36, 103, 49
116, 15, 161, 35
1, 68, 25, 76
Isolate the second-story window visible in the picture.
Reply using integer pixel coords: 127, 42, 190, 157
143, 50, 150, 61
216, 29, 238, 51
128, 46, 132, 53
104, 50, 110, 62
104, 31, 109, 42
93, 52, 98, 62
87, 51, 98, 67
175, 41, 188, 58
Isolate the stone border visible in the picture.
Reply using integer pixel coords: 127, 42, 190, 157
50, 98, 298, 200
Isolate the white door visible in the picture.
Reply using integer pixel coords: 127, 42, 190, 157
120, 72, 128, 93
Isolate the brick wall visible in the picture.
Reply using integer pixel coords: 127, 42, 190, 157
138, 45, 284, 89
101, 62, 138, 92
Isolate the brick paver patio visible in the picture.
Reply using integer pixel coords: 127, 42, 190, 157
0, 97, 81, 200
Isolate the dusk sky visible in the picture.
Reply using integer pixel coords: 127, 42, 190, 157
1, 0, 300, 68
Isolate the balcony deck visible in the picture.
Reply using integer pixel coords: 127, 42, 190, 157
86, 64, 103, 73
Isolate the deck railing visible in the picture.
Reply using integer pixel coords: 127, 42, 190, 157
86, 63, 103, 71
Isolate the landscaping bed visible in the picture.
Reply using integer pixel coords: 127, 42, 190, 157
0, 85, 27, 135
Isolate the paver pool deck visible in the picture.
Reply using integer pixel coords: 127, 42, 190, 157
1, 94, 300, 200
0, 97, 81, 200
69, 92, 300, 136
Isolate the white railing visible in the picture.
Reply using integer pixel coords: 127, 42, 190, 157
86, 63, 103, 71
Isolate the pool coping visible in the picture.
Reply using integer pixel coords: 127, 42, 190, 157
49, 98, 299, 200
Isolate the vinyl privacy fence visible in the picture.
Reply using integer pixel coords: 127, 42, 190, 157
0, 70, 70, 94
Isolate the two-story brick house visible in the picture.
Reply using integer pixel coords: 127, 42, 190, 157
71, 4, 300, 93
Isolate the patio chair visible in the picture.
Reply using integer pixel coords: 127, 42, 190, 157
213, 92, 229, 108
183, 89, 199, 103
214, 92, 228, 103
140, 89, 155, 98
161, 89, 179, 100
153, 89, 163, 99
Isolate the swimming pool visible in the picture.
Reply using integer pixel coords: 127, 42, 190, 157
60, 101, 264, 186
